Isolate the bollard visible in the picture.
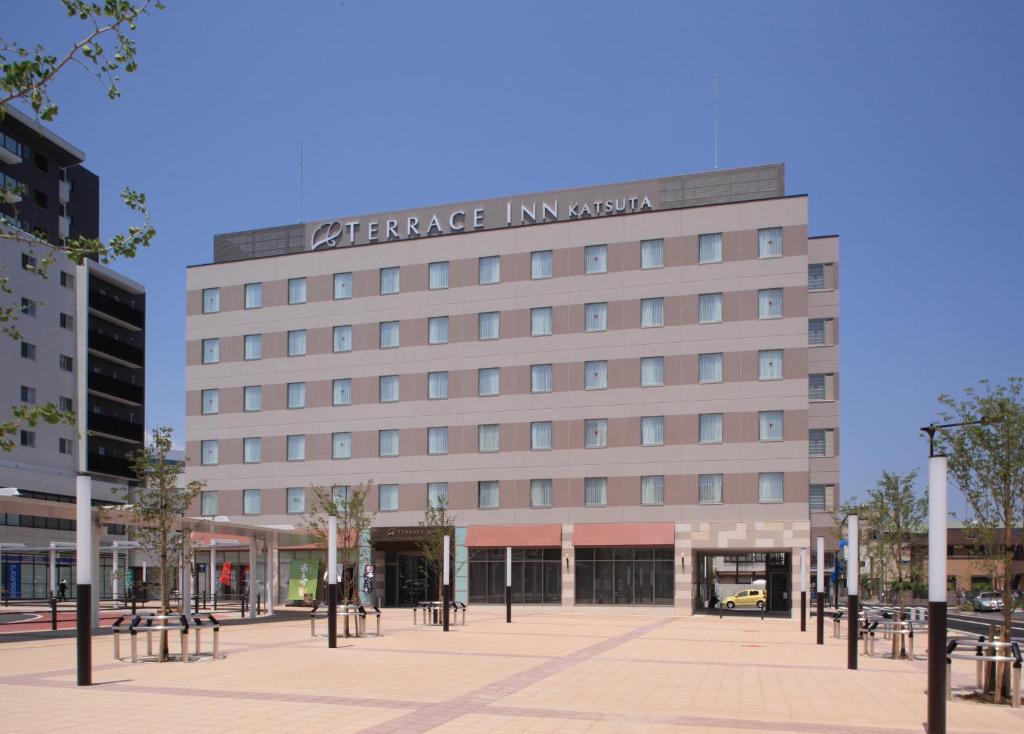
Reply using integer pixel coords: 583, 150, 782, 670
213, 624, 220, 659
257, 594, 261, 616
130, 627, 138, 664
50, 597, 57, 631
195, 623, 202, 656
946, 658, 952, 701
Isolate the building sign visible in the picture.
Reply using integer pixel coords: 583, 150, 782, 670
371, 526, 433, 543
5, 563, 20, 599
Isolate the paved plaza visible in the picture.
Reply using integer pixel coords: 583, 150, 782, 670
1, 607, 1022, 733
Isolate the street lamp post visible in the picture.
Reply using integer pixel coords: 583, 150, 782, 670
847, 514, 859, 670
505, 546, 512, 624
327, 516, 337, 649
800, 547, 807, 632
75, 474, 92, 686
442, 534, 451, 632
816, 536, 825, 645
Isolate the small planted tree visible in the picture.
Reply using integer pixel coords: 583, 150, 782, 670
416, 494, 457, 605
116, 426, 202, 660
305, 482, 376, 603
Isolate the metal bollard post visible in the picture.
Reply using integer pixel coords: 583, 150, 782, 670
50, 597, 57, 631
180, 628, 190, 663
257, 594, 261, 616
195, 625, 202, 656
113, 627, 121, 660
1013, 664, 1021, 709
130, 629, 138, 663
213, 626, 220, 659
946, 659, 952, 701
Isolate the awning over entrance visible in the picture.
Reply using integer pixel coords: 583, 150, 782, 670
465, 524, 561, 547
573, 522, 674, 547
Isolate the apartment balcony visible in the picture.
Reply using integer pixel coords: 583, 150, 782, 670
88, 330, 144, 368
89, 290, 144, 330
87, 452, 135, 479
87, 371, 144, 406
87, 412, 144, 444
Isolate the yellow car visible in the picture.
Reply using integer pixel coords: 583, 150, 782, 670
722, 588, 766, 610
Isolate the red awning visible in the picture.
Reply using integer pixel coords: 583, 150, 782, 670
572, 523, 675, 547
465, 524, 562, 548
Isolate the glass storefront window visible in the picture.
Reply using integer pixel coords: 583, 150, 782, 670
574, 546, 674, 605
468, 547, 560, 604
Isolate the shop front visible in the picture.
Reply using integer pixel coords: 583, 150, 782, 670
465, 525, 562, 605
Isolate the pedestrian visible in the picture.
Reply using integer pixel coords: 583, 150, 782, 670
58, 579, 68, 602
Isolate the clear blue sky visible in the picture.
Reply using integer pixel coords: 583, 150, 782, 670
8, 1, 1023, 504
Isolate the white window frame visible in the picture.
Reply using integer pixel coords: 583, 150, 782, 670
584, 244, 607, 274
333, 272, 352, 300
202, 287, 220, 314
429, 261, 449, 290
531, 250, 553, 279
380, 266, 400, 295
640, 238, 664, 269
288, 277, 307, 305
245, 282, 262, 309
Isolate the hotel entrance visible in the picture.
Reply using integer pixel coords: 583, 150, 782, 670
383, 551, 438, 607
693, 551, 791, 615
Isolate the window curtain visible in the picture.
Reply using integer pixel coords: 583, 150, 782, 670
585, 302, 607, 331
287, 382, 306, 408
379, 321, 399, 348
758, 227, 783, 258
530, 479, 552, 508
478, 312, 499, 340
584, 477, 607, 506
333, 272, 352, 299
531, 251, 553, 279
201, 440, 218, 465
333, 325, 351, 352
379, 484, 399, 511
531, 364, 552, 392
332, 485, 351, 505
201, 492, 218, 516
429, 316, 449, 344
244, 386, 262, 411
288, 278, 306, 304
759, 411, 783, 441
641, 297, 664, 327
758, 349, 783, 380
585, 244, 607, 273
478, 424, 500, 452
333, 378, 352, 405
429, 262, 449, 289
641, 416, 664, 445
379, 375, 399, 402
699, 233, 722, 263
641, 357, 664, 386
379, 430, 399, 457
641, 239, 664, 268
699, 353, 723, 383
243, 490, 261, 515
478, 368, 499, 396
243, 438, 261, 463
428, 483, 448, 509
203, 339, 219, 363
758, 472, 784, 503
759, 288, 783, 319
202, 389, 219, 414
585, 419, 608, 448
288, 330, 306, 356
531, 307, 552, 336
245, 283, 262, 308
333, 432, 351, 459
585, 360, 607, 389
428, 371, 448, 399
641, 475, 664, 505
380, 267, 400, 294
428, 427, 448, 455
287, 488, 306, 514
287, 435, 305, 461
699, 293, 722, 323
699, 474, 723, 504
245, 334, 262, 360
203, 288, 220, 313
699, 414, 723, 443
479, 255, 500, 284
531, 421, 552, 450
478, 481, 499, 509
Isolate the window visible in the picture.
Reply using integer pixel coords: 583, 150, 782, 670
380, 267, 400, 295
531, 250, 553, 279
759, 411, 783, 441
810, 373, 834, 401
286, 487, 306, 514
758, 349, 783, 380
808, 264, 825, 291
641, 416, 664, 446
585, 419, 608, 448
699, 233, 723, 264
585, 302, 607, 331
584, 477, 607, 507
379, 375, 399, 403
21, 342, 36, 360
640, 297, 664, 327
585, 360, 607, 390
22, 253, 37, 271
699, 474, 723, 504
428, 427, 448, 455
428, 316, 449, 344
478, 367, 499, 397
243, 385, 262, 412
429, 261, 449, 290
288, 330, 306, 356
244, 334, 262, 360
428, 482, 448, 509
810, 484, 835, 512
809, 429, 834, 457
60, 271, 74, 288
699, 414, 723, 444
428, 371, 448, 400
809, 318, 832, 346
333, 272, 352, 300
531, 364, 552, 393
758, 472, 784, 503
287, 435, 306, 461
478, 481, 499, 509
333, 378, 352, 406
478, 311, 499, 340
59, 354, 73, 372
59, 312, 73, 330
641, 475, 665, 505
698, 293, 722, 323
332, 485, 351, 506
379, 484, 399, 512
698, 353, 723, 384
20, 386, 36, 404
332, 432, 352, 459
531, 479, 552, 508
641, 357, 664, 387
202, 338, 220, 364
243, 489, 261, 515
202, 288, 220, 314
379, 321, 399, 348
641, 238, 664, 269
758, 288, 783, 319
21, 298, 36, 316
201, 440, 219, 465
200, 491, 218, 516
287, 382, 307, 409
243, 437, 262, 463
58, 437, 73, 455
758, 227, 783, 258
479, 255, 500, 284
531, 307, 552, 336
333, 325, 352, 352
201, 389, 219, 415
20, 430, 35, 448
585, 244, 607, 273
288, 277, 307, 304
244, 282, 262, 309
59, 396, 73, 412
478, 424, 500, 453
379, 429, 399, 457
531, 421, 552, 450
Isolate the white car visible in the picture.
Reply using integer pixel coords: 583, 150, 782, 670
972, 591, 1004, 612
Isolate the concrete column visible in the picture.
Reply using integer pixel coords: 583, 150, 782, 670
248, 538, 257, 618
264, 536, 276, 615
560, 524, 574, 609
49, 544, 57, 598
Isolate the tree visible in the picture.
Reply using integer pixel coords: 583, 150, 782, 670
305, 482, 376, 604
416, 499, 457, 605
115, 426, 202, 660
1, 1, 161, 451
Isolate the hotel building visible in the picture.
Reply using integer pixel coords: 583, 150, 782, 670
184, 163, 840, 613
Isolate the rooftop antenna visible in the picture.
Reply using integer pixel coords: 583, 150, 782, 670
713, 74, 719, 170
298, 141, 304, 223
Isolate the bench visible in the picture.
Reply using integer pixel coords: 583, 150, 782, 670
111, 612, 221, 663
946, 637, 1022, 707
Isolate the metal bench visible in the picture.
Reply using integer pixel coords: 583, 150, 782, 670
413, 601, 466, 626
946, 636, 1022, 707
310, 603, 370, 638
111, 612, 221, 663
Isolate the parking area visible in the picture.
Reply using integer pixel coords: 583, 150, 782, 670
1, 608, 1022, 733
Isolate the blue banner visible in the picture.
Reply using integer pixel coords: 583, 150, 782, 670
6, 563, 20, 598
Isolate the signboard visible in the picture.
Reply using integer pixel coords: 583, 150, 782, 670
5, 563, 20, 598
286, 559, 320, 601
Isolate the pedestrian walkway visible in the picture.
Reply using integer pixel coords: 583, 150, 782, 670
0, 608, 1021, 733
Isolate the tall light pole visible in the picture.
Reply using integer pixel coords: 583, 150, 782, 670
75, 474, 92, 686
442, 534, 451, 632
327, 516, 338, 648
505, 546, 512, 623
847, 514, 859, 670
800, 547, 807, 632
816, 536, 825, 645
